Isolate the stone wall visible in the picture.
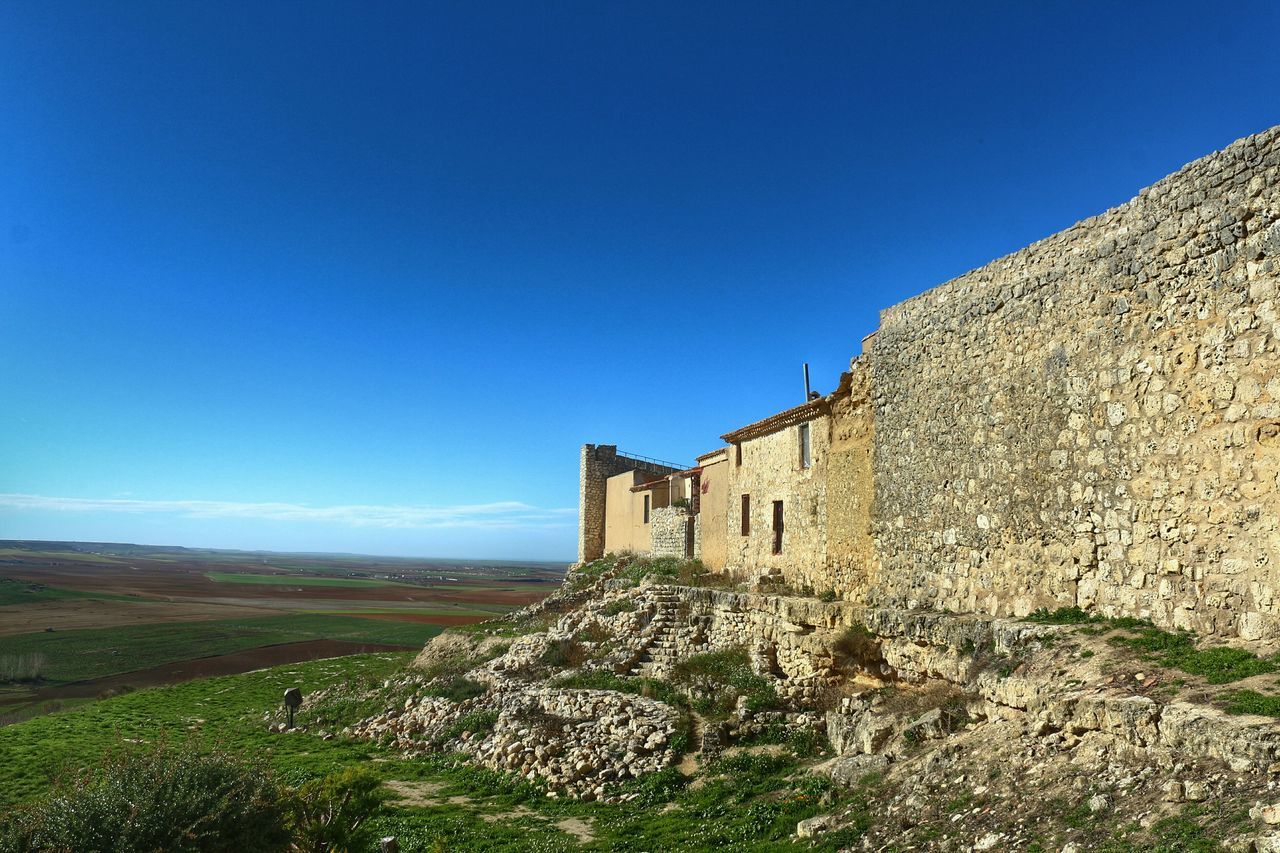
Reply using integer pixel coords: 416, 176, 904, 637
826, 360, 877, 599
650, 506, 692, 558
868, 126, 1280, 641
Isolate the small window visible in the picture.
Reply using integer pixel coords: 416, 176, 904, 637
643, 494, 650, 524
741, 494, 750, 536
772, 500, 784, 554
799, 423, 811, 469
735, 443, 742, 466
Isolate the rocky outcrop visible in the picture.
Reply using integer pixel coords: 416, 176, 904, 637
345, 682, 680, 801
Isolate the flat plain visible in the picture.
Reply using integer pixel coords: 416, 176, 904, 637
0, 540, 563, 723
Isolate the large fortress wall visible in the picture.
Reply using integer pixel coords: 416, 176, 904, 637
868, 127, 1280, 641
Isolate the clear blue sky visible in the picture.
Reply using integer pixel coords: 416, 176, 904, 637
2, 1, 1277, 560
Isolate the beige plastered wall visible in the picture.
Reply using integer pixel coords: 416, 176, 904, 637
697, 452, 730, 570
603, 471, 669, 555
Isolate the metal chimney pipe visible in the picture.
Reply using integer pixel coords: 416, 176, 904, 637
803, 363, 811, 401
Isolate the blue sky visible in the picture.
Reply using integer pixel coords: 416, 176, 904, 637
2, 1, 1277, 560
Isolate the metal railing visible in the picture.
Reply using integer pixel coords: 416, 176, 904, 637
616, 450, 691, 471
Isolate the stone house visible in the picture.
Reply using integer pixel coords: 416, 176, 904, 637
719, 396, 834, 591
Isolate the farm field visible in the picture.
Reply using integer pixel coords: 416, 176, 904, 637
0, 540, 564, 724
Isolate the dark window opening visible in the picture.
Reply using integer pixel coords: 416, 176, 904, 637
772, 500, 784, 554
741, 494, 750, 536
799, 423, 811, 469
643, 494, 650, 524
735, 443, 742, 466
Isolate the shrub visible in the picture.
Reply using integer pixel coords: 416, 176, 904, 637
0, 743, 290, 853
601, 598, 636, 616
287, 767, 386, 853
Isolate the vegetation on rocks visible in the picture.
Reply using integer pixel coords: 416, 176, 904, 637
670, 647, 779, 717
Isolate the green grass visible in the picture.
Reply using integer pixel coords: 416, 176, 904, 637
0, 577, 137, 606
1220, 689, 1280, 717
206, 571, 410, 588
0, 654, 870, 851
0, 652, 412, 808
0, 614, 442, 685
1106, 627, 1276, 684
1026, 607, 1276, 685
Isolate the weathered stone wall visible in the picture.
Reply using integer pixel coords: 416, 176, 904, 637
869, 126, 1280, 641
650, 506, 692, 558
727, 416, 831, 590
826, 360, 877, 599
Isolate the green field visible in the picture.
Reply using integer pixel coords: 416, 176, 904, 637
0, 615, 443, 685
205, 571, 409, 588
0, 577, 137, 606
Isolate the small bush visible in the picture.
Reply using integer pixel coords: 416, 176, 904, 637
0, 743, 290, 853
601, 598, 636, 616
288, 767, 386, 853
1027, 606, 1094, 625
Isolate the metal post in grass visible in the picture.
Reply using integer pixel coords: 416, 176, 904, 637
283, 687, 303, 729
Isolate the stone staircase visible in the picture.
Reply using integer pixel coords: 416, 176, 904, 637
625, 590, 684, 677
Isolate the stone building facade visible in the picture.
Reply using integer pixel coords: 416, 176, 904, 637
720, 398, 834, 591
580, 125, 1280, 642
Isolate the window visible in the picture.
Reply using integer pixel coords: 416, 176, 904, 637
735, 443, 742, 466
799, 423, 811, 469
772, 500, 784, 554
643, 494, 650, 524
741, 494, 750, 536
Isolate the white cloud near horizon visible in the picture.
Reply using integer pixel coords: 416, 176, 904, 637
0, 493, 576, 531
